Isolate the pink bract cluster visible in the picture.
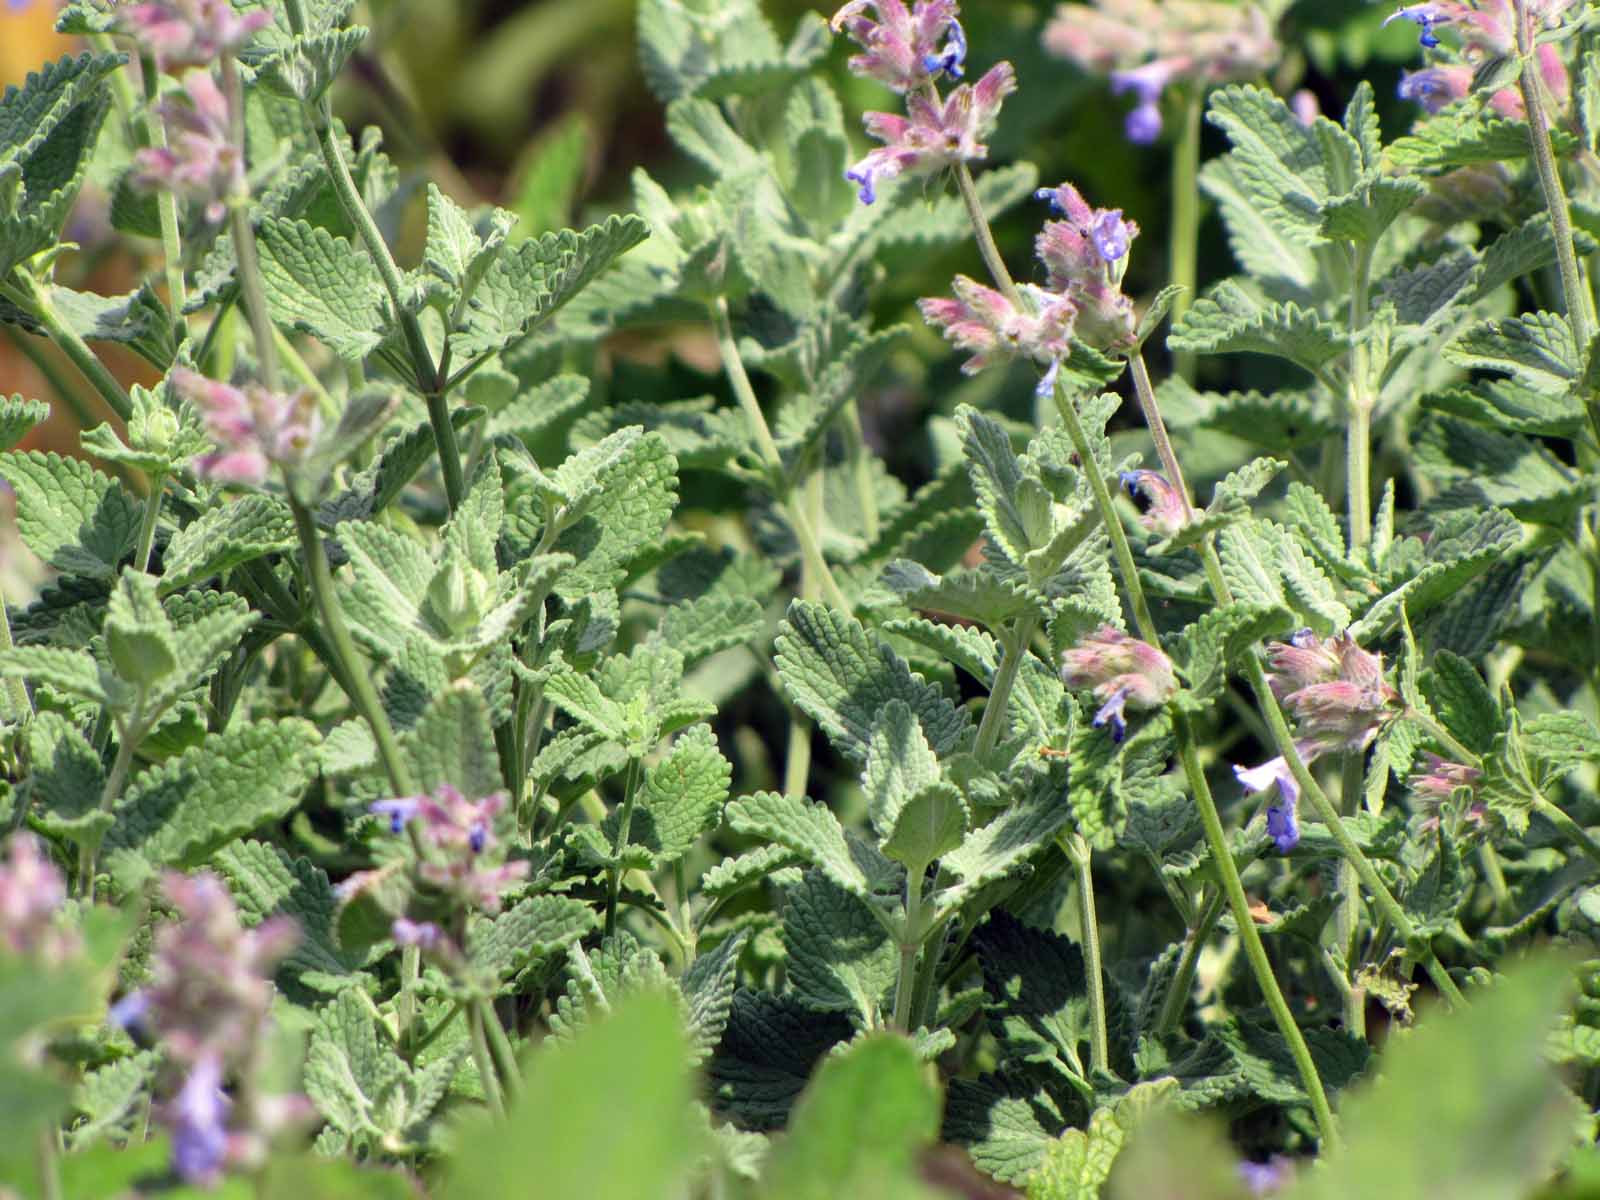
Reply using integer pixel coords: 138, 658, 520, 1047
1059, 626, 1178, 743
117, 0, 272, 70
0, 834, 79, 965
132, 70, 241, 225
1043, 0, 1279, 143
171, 368, 321, 486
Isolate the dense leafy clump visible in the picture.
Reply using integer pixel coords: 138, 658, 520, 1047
0, 0, 1598, 1197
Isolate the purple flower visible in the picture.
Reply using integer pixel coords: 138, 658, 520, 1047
391, 918, 446, 950
1060, 626, 1178, 741
1033, 181, 1140, 350
1119, 469, 1189, 538
831, 0, 963, 93
117, 0, 272, 70
1397, 65, 1472, 112
402, 785, 530, 914
109, 991, 152, 1031
168, 1056, 231, 1187
370, 797, 421, 834
1234, 754, 1303, 852
170, 368, 322, 486
1110, 59, 1181, 144
1383, 3, 1453, 48
846, 62, 1017, 204
1239, 1157, 1295, 1195
0, 834, 78, 963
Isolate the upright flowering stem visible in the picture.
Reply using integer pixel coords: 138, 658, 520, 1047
1345, 243, 1375, 554
1169, 85, 1204, 382
288, 498, 414, 799
973, 612, 1039, 758
891, 866, 927, 1034
953, 160, 1022, 309
137, 51, 189, 319
1054, 378, 1339, 1146
710, 297, 852, 613
1127, 352, 1198, 524
1061, 832, 1110, 1073
6, 271, 134, 422
134, 475, 165, 574
218, 56, 279, 394
1335, 754, 1367, 1038
1155, 887, 1225, 1035
1174, 713, 1341, 1149
1125, 351, 1468, 1012
282, 0, 465, 514
1517, 3, 1594, 427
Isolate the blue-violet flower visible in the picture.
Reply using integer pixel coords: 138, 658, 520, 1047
1059, 626, 1178, 742
831, 0, 964, 93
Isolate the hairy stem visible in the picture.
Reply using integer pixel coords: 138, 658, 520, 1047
1175, 714, 1342, 1149
136, 51, 189, 319
1345, 244, 1375, 555
1128, 352, 1198, 521
220, 55, 280, 394
1335, 754, 1367, 1039
605, 757, 642, 938
1169, 85, 1205, 383
1125, 352, 1468, 1010
478, 997, 522, 1103
1156, 887, 1226, 1036
1056, 380, 1339, 1143
1516, 1, 1598, 441
9, 272, 132, 422
134, 475, 164, 574
1534, 797, 1600, 873
974, 612, 1039, 760
892, 868, 926, 1034
287, 497, 414, 797
468, 1000, 507, 1119
710, 297, 851, 612
1062, 832, 1110, 1074
80, 697, 144, 901
952, 161, 1021, 308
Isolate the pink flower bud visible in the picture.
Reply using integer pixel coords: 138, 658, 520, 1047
171, 368, 322, 486
132, 70, 240, 226
831, 0, 966, 92
1119, 470, 1189, 538
1059, 626, 1178, 741
0, 834, 79, 963
118, 0, 272, 70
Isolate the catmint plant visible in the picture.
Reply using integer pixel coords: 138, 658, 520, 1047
0, 0, 1599, 1195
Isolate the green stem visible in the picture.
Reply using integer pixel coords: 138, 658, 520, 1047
80, 697, 144, 901
137, 51, 188, 319
1406, 707, 1481, 768
468, 1000, 506, 1119
1056, 380, 1338, 1143
397, 945, 420, 1050
1478, 843, 1512, 918
710, 297, 851, 612
219, 55, 279, 394
1169, 85, 1205, 383
1053, 385, 1160, 638
1345, 244, 1375, 555
974, 612, 1039, 760
134, 475, 164, 573
1156, 887, 1226, 1036
1062, 832, 1110, 1074
1128, 352, 1198, 522
1534, 797, 1600, 873
1175, 714, 1342, 1149
783, 713, 813, 798
673, 860, 697, 966
1124, 352, 1468, 1011
1516, 0, 1599, 444
478, 997, 522, 1103
36, 1128, 62, 1200
9, 272, 132, 422
951, 160, 1021, 308
841, 401, 880, 544
1335, 754, 1367, 1040
287, 496, 414, 796
299, 85, 462, 512
605, 757, 642, 938
892, 867, 926, 1034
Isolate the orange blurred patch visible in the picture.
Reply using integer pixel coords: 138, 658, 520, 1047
1, 5, 73, 88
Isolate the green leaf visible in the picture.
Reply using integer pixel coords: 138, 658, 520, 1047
657, 594, 765, 666
1421, 651, 1501, 755
1400, 833, 1469, 937
703, 843, 803, 899
253, 27, 369, 103
24, 710, 109, 847
1205, 85, 1350, 246
551, 429, 677, 598
881, 560, 1031, 629
509, 116, 589, 237
883, 783, 968, 875
1319, 176, 1426, 245
637, 0, 785, 102
944, 1073, 1066, 1184
1107, 1112, 1248, 1200
1293, 958, 1578, 1200
957, 405, 1052, 566
0, 396, 47, 451
404, 682, 502, 801
453, 214, 649, 362
0, 645, 108, 705
975, 910, 1092, 1081
1179, 601, 1294, 702
708, 991, 852, 1131
103, 568, 176, 688
213, 839, 375, 993
1028, 1081, 1180, 1200
1199, 156, 1318, 298
0, 450, 141, 580
161, 495, 296, 593
43, 283, 178, 371
102, 719, 321, 886
1169, 282, 1352, 375
939, 770, 1074, 913
257, 216, 390, 361
1446, 310, 1577, 396
759, 1034, 942, 1200
1389, 102, 1577, 170
862, 699, 944, 844
607, 723, 731, 868
724, 791, 875, 901
468, 895, 599, 991
69, 1051, 157, 1152
780, 871, 897, 1026
774, 600, 971, 765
